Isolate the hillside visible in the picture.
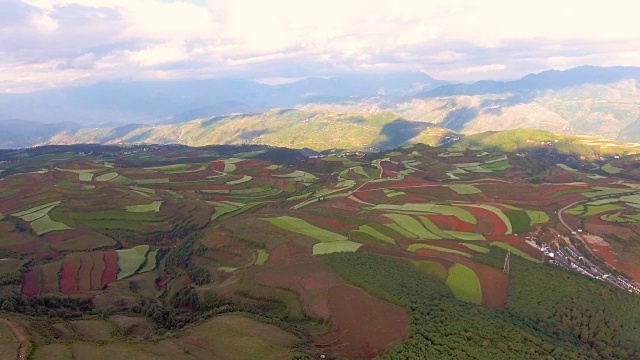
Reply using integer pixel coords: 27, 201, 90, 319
0, 143, 639, 358
40, 109, 455, 151
300, 67, 640, 142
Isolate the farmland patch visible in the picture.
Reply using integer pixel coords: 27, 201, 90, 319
445, 263, 482, 305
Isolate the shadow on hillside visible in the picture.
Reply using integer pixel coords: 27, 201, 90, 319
440, 107, 479, 132
375, 119, 431, 149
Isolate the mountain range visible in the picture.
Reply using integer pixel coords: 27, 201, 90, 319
2, 66, 640, 149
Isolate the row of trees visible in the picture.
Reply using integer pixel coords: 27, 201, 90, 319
324, 251, 640, 359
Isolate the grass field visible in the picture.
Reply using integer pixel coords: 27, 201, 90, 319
312, 241, 362, 255
384, 214, 441, 239
254, 249, 269, 265
373, 204, 477, 224
350, 225, 396, 244
126, 201, 163, 213
117, 245, 150, 280
416, 260, 449, 280
557, 164, 578, 172
524, 210, 550, 225
445, 264, 482, 305
0, 322, 18, 360
226, 175, 252, 185
460, 204, 512, 234
601, 164, 623, 174
138, 249, 158, 273
459, 243, 490, 253
262, 216, 347, 242
443, 231, 485, 241
13, 201, 61, 219
178, 314, 299, 360
448, 184, 482, 195
31, 215, 72, 235
95, 172, 119, 182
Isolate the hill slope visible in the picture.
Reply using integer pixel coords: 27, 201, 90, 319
40, 109, 455, 151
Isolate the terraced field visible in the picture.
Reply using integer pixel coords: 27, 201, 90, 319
1, 142, 639, 359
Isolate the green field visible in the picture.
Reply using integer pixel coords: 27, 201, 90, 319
31, 215, 72, 235
460, 204, 512, 234
445, 264, 482, 305
601, 164, 623, 174
384, 214, 441, 239
95, 172, 119, 182
448, 184, 482, 195
126, 201, 163, 213
262, 216, 347, 242
13, 200, 61, 219
459, 243, 490, 253
226, 175, 252, 185
557, 164, 578, 172
312, 241, 362, 255
373, 204, 477, 224
254, 249, 269, 265
117, 245, 150, 280
349, 225, 396, 244
416, 260, 449, 280
138, 249, 159, 273
524, 210, 550, 225
443, 231, 485, 241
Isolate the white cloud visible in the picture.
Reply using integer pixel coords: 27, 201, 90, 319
2, 0, 640, 91
127, 42, 188, 67
30, 12, 58, 32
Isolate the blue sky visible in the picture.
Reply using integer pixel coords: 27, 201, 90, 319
2, 0, 639, 93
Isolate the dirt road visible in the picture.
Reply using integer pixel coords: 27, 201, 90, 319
0, 318, 27, 360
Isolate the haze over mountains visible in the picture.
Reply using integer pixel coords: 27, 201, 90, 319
3, 66, 640, 149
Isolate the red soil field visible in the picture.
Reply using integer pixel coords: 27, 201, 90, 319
563, 214, 581, 230
585, 223, 637, 240
297, 215, 352, 233
475, 217, 494, 235
101, 250, 118, 286
21, 268, 41, 297
464, 206, 508, 235
59, 256, 81, 295
237, 159, 262, 168
210, 161, 225, 172
255, 255, 345, 319
313, 284, 409, 359
457, 258, 510, 308
90, 252, 107, 290
358, 245, 458, 271
428, 215, 452, 229
77, 253, 94, 292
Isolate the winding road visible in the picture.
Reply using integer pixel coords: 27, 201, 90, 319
0, 318, 27, 360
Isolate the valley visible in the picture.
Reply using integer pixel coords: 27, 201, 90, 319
0, 138, 639, 358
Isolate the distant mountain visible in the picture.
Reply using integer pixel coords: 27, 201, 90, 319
0, 72, 445, 127
301, 66, 640, 142
421, 66, 640, 97
37, 109, 454, 151
0, 120, 80, 149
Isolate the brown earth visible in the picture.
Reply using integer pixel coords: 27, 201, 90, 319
312, 284, 409, 359
254, 255, 345, 319
458, 258, 510, 308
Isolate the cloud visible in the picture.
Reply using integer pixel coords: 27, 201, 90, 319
1, 0, 640, 91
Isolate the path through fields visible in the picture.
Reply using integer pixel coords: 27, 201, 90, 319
0, 318, 27, 360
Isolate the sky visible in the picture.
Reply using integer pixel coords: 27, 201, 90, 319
1, 0, 640, 92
